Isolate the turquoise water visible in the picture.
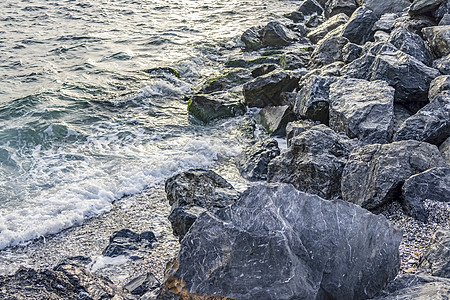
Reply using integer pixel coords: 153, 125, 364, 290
0, 0, 298, 249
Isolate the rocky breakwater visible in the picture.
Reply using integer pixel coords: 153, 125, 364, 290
163, 0, 450, 298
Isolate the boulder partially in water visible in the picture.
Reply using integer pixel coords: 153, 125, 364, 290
187, 92, 246, 123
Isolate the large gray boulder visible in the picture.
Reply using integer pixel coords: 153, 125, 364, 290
428, 74, 450, 100
165, 169, 239, 238
422, 25, 450, 58
235, 139, 280, 181
393, 91, 450, 145
260, 21, 299, 47
187, 92, 246, 123
325, 0, 358, 18
160, 184, 401, 300
267, 125, 355, 199
307, 13, 349, 43
373, 13, 398, 32
285, 119, 319, 146
356, 0, 411, 17
329, 78, 395, 144
255, 105, 297, 136
342, 7, 378, 45
243, 70, 300, 108
388, 28, 434, 66
402, 167, 450, 222
293, 75, 337, 124
310, 35, 349, 67
419, 229, 450, 278
409, 0, 447, 16
373, 274, 450, 299
241, 26, 263, 51
341, 140, 446, 210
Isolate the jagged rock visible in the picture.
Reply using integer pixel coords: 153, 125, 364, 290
422, 25, 450, 58
440, 13, 450, 25
316, 61, 344, 76
341, 140, 446, 210
393, 91, 450, 145
251, 64, 279, 78
235, 139, 280, 181
123, 272, 160, 296
329, 78, 395, 144
356, 0, 411, 17
342, 7, 378, 45
187, 92, 246, 123
102, 229, 156, 260
401, 167, 450, 222
241, 26, 263, 51
165, 169, 239, 238
373, 13, 398, 32
325, 0, 358, 18
226, 55, 282, 69
392, 104, 412, 133
366, 41, 398, 55
433, 53, 450, 74
373, 274, 450, 299
199, 68, 252, 94
268, 125, 355, 199
419, 229, 450, 278
409, 0, 447, 16
255, 105, 297, 136
307, 13, 349, 43
285, 119, 319, 146
293, 75, 337, 124
243, 70, 300, 108
342, 42, 363, 62
340, 52, 376, 79
310, 35, 349, 67
393, 15, 436, 36
434, 0, 450, 20
429, 75, 450, 100
373, 30, 391, 42
440, 137, 450, 162
388, 28, 434, 66
260, 21, 298, 47
305, 14, 323, 28
370, 50, 441, 105
160, 184, 401, 300
298, 0, 324, 17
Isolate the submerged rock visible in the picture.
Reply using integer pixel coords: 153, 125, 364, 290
235, 139, 280, 181
187, 92, 246, 123
402, 167, 450, 222
419, 229, 450, 278
255, 105, 297, 136
160, 184, 401, 300
329, 78, 395, 144
268, 125, 355, 199
341, 140, 446, 210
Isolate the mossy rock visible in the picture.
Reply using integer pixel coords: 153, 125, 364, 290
199, 68, 252, 94
187, 92, 246, 123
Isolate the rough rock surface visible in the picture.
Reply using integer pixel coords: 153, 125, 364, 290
356, 0, 411, 17
285, 119, 319, 146
235, 139, 280, 181
388, 28, 434, 66
325, 0, 358, 18
241, 26, 263, 51
440, 137, 450, 162
342, 7, 378, 45
373, 274, 450, 299
422, 25, 450, 58
428, 74, 450, 100
433, 53, 450, 74
160, 184, 401, 300
402, 167, 450, 222
393, 91, 450, 145
102, 228, 156, 260
342, 42, 363, 62
199, 68, 252, 94
243, 70, 300, 108
310, 35, 349, 67
294, 75, 337, 124
307, 13, 349, 43
373, 13, 398, 32
341, 140, 446, 210
187, 92, 246, 123
392, 104, 412, 133
268, 125, 355, 199
409, 0, 447, 16
329, 78, 395, 144
255, 105, 296, 136
419, 229, 450, 278
123, 272, 160, 296
260, 21, 299, 47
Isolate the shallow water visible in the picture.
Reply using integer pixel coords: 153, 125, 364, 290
0, 0, 300, 250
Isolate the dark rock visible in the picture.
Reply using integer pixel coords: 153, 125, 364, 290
225, 55, 282, 69
365, 41, 399, 55
235, 139, 280, 181
393, 91, 450, 145
199, 68, 252, 94
310, 35, 349, 67
251, 64, 279, 78
342, 7, 378, 45
285, 119, 319, 146
370, 50, 440, 105
243, 70, 300, 108
373, 274, 450, 299
439, 13, 450, 25
260, 21, 298, 47
255, 105, 297, 136
419, 229, 450, 278
341, 140, 446, 210
409, 0, 447, 16
241, 26, 263, 51
102, 229, 156, 259
316, 61, 344, 76
187, 92, 246, 123
342, 42, 363, 62
392, 104, 412, 133
307, 13, 349, 43
433, 53, 450, 74
168, 206, 206, 238
298, 0, 324, 17
422, 25, 450, 58
268, 125, 355, 199
329, 78, 395, 144
402, 167, 450, 222
325, 0, 358, 18
305, 14, 323, 28
434, 0, 450, 20
393, 15, 436, 37
388, 27, 434, 66
123, 272, 160, 296
160, 184, 401, 300
340, 52, 376, 79
356, 0, 411, 17
440, 137, 450, 162
373, 13, 399, 32
294, 75, 337, 124
373, 30, 391, 42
